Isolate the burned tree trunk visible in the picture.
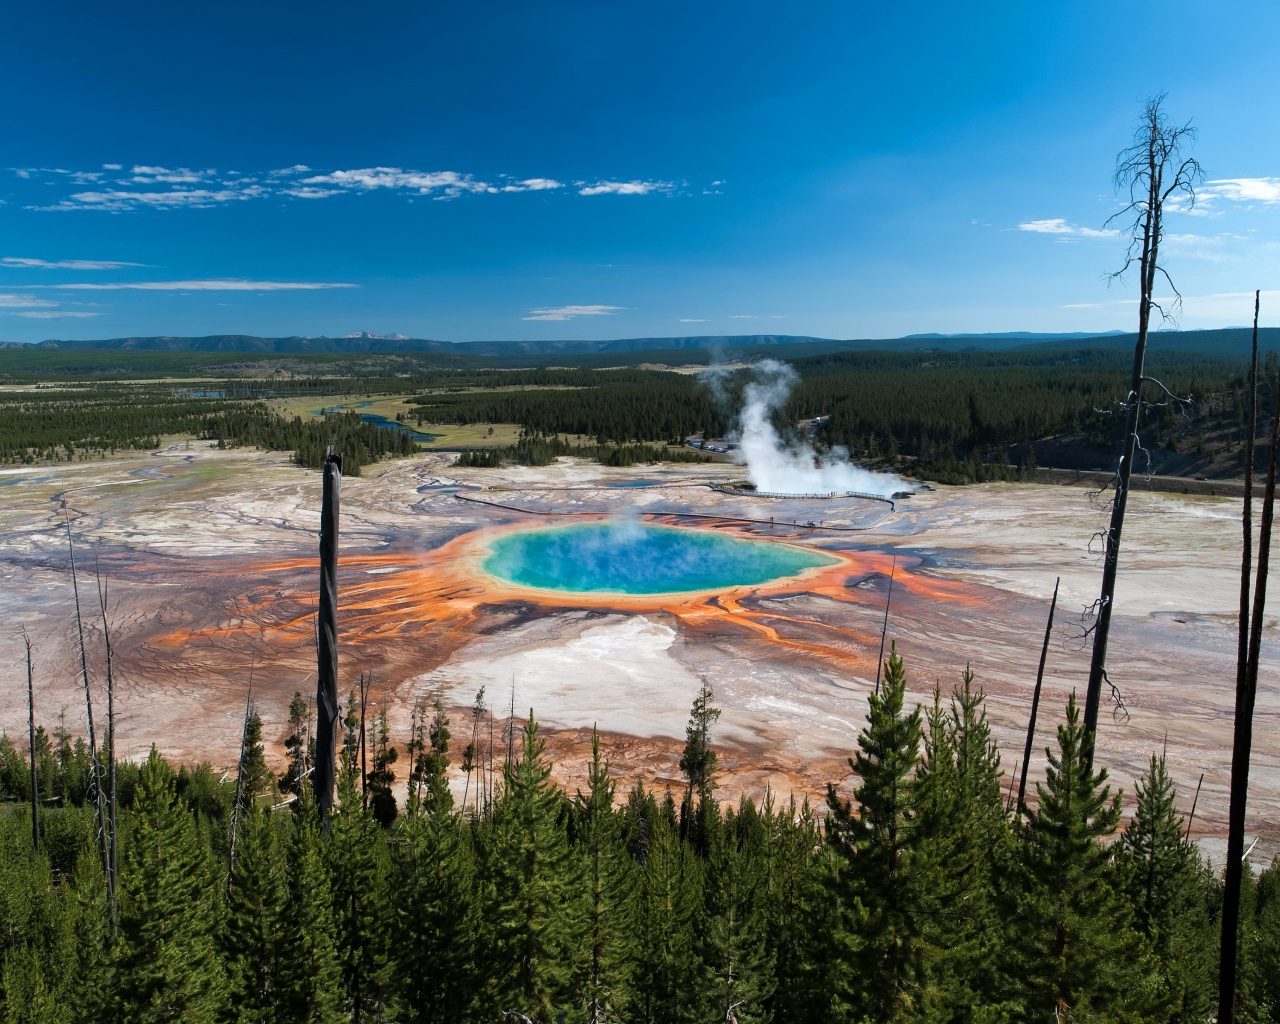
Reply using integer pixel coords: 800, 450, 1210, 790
95, 571, 119, 926
1017, 577, 1058, 814
874, 556, 897, 692
314, 452, 342, 821
22, 629, 38, 854
1083, 95, 1201, 757
63, 503, 110, 878
1219, 340, 1280, 1024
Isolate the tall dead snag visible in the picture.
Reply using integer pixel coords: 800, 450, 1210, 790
63, 501, 109, 878
21, 628, 38, 854
1017, 577, 1059, 814
874, 556, 897, 692
314, 452, 342, 821
359, 671, 369, 808
228, 657, 254, 883
1219, 311, 1279, 1024
95, 570, 118, 926
1083, 95, 1203, 756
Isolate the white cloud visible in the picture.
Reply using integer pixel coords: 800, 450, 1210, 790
128, 165, 213, 184
2, 257, 144, 270
0, 293, 58, 308
1201, 177, 1280, 204
19, 310, 99, 318
1162, 231, 1249, 262
1018, 218, 1118, 238
36, 187, 266, 212
730, 314, 757, 319
578, 180, 673, 196
19, 163, 680, 211
51, 279, 357, 291
13, 167, 103, 183
522, 304, 623, 321
501, 178, 563, 192
679, 318, 708, 322
281, 186, 343, 199
301, 167, 493, 197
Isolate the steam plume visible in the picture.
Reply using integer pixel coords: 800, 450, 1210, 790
734, 360, 907, 499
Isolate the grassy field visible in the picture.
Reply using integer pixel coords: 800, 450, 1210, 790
266, 394, 414, 420
264, 394, 523, 449
416, 423, 523, 449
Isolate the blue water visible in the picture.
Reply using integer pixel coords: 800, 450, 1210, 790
359, 412, 439, 443
484, 522, 836, 595
308, 404, 439, 443
606, 480, 662, 488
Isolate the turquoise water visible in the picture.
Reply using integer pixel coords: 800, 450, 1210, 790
484, 522, 837, 595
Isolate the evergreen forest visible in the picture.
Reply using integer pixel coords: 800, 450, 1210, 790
2, 346, 1271, 482
2, 652, 1277, 1023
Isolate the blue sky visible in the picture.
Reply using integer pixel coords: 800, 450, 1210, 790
4, 0, 1280, 343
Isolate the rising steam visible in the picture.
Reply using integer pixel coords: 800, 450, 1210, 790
731, 359, 908, 499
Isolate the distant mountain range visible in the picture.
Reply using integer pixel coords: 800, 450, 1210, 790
1, 330, 1124, 356
902, 331, 1127, 340
0, 327, 1269, 358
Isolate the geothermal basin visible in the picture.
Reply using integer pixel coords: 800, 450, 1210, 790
483, 521, 838, 595
1, 445, 1278, 862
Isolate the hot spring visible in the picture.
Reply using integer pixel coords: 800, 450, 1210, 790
483, 521, 838, 596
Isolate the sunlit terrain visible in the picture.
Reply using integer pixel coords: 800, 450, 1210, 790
2, 443, 1276, 861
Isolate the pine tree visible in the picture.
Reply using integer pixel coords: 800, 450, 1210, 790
279, 691, 309, 799
390, 803, 478, 1022
411, 697, 452, 821
238, 710, 271, 811
623, 811, 706, 1024
1013, 693, 1146, 1019
1253, 857, 1280, 1019
367, 708, 398, 827
763, 796, 838, 1024
825, 643, 924, 1020
574, 727, 628, 1024
277, 800, 344, 1024
483, 712, 582, 1022
223, 810, 289, 1022
327, 762, 391, 1022
0, 809, 84, 1024
913, 669, 1014, 1019
2, 942, 74, 1024
1117, 753, 1215, 1021
702, 799, 776, 1024
115, 747, 226, 1023
679, 679, 721, 805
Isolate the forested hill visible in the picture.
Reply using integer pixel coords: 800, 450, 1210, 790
0, 333, 835, 355
0, 329, 1158, 358
1, 651, 1272, 1019
3, 327, 1274, 363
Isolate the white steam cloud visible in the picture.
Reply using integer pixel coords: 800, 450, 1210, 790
734, 360, 908, 499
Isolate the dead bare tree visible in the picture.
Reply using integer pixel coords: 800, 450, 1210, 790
874, 556, 897, 692
1017, 577, 1059, 814
94, 568, 118, 928
1083, 94, 1203, 757
228, 655, 255, 884
62, 500, 110, 878
359, 670, 369, 808
1184, 771, 1204, 842
1219, 310, 1280, 1024
21, 628, 38, 854
314, 451, 342, 821
460, 685, 486, 817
